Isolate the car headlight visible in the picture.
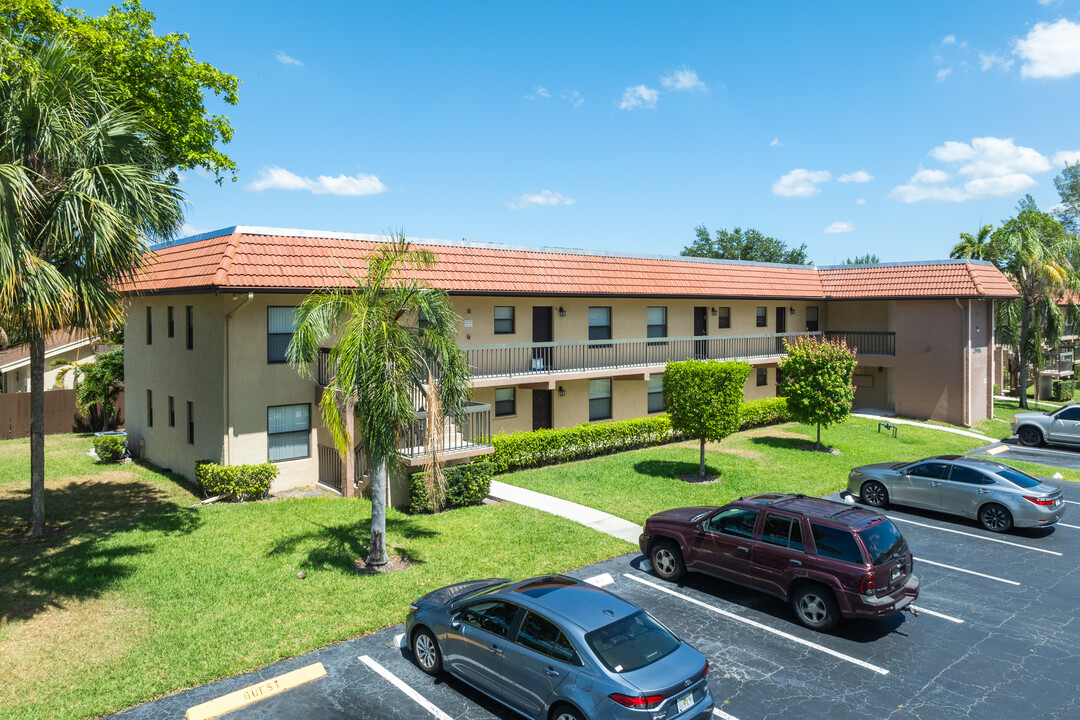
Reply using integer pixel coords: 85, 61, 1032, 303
409, 603, 419, 612
1011, 418, 1017, 424
851, 471, 862, 476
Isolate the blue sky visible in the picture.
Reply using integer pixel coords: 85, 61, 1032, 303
84, 1, 1080, 263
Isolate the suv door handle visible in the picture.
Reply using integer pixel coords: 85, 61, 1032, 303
490, 645, 503, 655
929, 481, 941, 487
545, 668, 560, 677
789, 559, 802, 566
978, 489, 991, 494
737, 546, 749, 553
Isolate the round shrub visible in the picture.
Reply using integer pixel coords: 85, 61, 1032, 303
93, 435, 125, 463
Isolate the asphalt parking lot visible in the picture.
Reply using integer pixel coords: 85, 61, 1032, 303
113, 482, 1080, 720
969, 437, 1080, 472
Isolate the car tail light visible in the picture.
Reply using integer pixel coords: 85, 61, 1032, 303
860, 572, 876, 596
609, 693, 667, 710
703, 660, 709, 678
1023, 496, 1056, 506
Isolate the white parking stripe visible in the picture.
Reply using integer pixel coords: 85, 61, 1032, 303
1065, 500, 1080, 506
623, 573, 890, 676
909, 605, 964, 623
358, 655, 453, 720
917, 558, 1020, 586
888, 516, 1063, 556
714, 708, 742, 720
1059, 522, 1080, 530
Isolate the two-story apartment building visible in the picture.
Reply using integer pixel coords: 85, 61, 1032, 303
121, 226, 1017, 500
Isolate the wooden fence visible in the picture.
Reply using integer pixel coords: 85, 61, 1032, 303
0, 389, 124, 440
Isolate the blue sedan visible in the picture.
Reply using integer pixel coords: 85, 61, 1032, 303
405, 575, 713, 720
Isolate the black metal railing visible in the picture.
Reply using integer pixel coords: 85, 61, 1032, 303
316, 348, 333, 387
317, 443, 344, 493
400, 401, 492, 459
823, 331, 896, 356
461, 332, 817, 380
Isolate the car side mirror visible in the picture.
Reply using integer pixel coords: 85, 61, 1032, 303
450, 612, 461, 629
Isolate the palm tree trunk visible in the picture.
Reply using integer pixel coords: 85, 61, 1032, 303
699, 437, 706, 479
28, 338, 46, 538
816, 422, 822, 451
366, 455, 389, 567
1019, 301, 1033, 409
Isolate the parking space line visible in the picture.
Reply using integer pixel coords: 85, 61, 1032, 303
909, 605, 963, 623
888, 516, 1063, 556
1059, 522, 1080, 530
1064, 500, 1080, 506
917, 558, 1020, 586
622, 573, 890, 676
358, 655, 453, 720
714, 708, 742, 720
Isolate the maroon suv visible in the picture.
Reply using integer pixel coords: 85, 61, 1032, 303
639, 494, 919, 630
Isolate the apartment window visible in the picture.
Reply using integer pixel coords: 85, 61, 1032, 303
146, 306, 152, 344
648, 374, 665, 413
187, 402, 194, 445
146, 389, 153, 428
647, 307, 667, 339
186, 306, 194, 350
757, 367, 768, 386
717, 306, 731, 329
494, 306, 515, 334
806, 306, 819, 332
267, 307, 298, 364
268, 404, 311, 461
589, 378, 612, 421
588, 307, 612, 341
494, 387, 516, 417
167, 306, 175, 337
756, 307, 767, 327
168, 396, 175, 427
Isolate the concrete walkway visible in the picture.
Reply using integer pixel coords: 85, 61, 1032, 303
488, 480, 641, 544
851, 412, 995, 442
993, 394, 1062, 409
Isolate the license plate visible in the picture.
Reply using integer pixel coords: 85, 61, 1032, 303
677, 691, 695, 712
891, 567, 901, 580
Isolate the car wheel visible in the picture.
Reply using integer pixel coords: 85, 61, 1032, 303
550, 703, 585, 720
791, 584, 839, 631
650, 541, 686, 582
1018, 426, 1043, 447
979, 503, 1013, 533
411, 626, 442, 675
861, 480, 889, 508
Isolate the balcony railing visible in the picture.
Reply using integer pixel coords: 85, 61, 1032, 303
316, 348, 332, 387
823, 331, 896, 356
1042, 354, 1075, 374
399, 401, 493, 459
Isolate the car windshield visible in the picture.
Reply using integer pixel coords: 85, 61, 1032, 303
584, 610, 679, 673
858, 520, 907, 566
993, 466, 1042, 489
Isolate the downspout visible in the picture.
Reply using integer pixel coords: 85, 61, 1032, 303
223, 292, 254, 464
955, 298, 970, 427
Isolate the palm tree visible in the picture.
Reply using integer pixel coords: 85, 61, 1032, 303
287, 234, 471, 569
0, 33, 183, 537
993, 211, 1079, 408
950, 224, 998, 265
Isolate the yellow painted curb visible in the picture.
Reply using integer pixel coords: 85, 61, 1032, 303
185, 662, 327, 720
986, 445, 1009, 456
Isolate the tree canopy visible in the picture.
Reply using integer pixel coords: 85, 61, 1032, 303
682, 226, 811, 265
777, 335, 857, 450
663, 359, 750, 479
76, 347, 124, 430
0, 0, 240, 182
950, 224, 998, 266
842, 253, 880, 265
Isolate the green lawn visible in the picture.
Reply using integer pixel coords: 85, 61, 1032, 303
498, 417, 1080, 526
975, 396, 1066, 438
0, 434, 630, 720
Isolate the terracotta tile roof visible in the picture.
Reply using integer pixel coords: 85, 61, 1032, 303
0, 330, 91, 368
120, 227, 1019, 300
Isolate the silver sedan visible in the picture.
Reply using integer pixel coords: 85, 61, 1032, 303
848, 455, 1065, 533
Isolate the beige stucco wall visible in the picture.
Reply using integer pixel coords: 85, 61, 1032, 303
1, 347, 97, 393
825, 300, 893, 331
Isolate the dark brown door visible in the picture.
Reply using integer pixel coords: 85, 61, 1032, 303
532, 389, 553, 430
694, 307, 708, 358
532, 306, 553, 370
775, 307, 787, 354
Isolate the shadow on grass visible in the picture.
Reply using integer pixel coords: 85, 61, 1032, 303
633, 460, 722, 480
0, 474, 201, 624
266, 516, 438, 572
748, 435, 809, 451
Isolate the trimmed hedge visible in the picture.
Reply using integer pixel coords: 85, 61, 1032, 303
410, 461, 493, 514
93, 435, 125, 463
194, 460, 277, 501
486, 398, 790, 474
1052, 379, 1075, 402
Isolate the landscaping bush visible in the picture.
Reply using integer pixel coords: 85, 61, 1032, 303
194, 459, 277, 501
93, 435, 125, 463
739, 397, 790, 430
1052, 379, 1075, 402
993, 383, 1000, 396
410, 461, 493, 513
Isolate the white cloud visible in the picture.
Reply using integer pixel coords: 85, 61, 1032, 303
1015, 19, 1080, 79
888, 184, 971, 203
772, 169, 832, 198
936, 67, 953, 81
911, 168, 950, 183
770, 137, 781, 147
619, 85, 660, 110
856, 198, 867, 205
525, 86, 550, 100
1037, 0, 1062, 6
660, 68, 707, 92
507, 190, 576, 210
824, 221, 855, 234
890, 137, 1051, 203
1053, 150, 1080, 166
979, 50, 1014, 72
561, 89, 584, 107
942, 35, 957, 45
246, 166, 388, 196
275, 51, 303, 66
179, 224, 210, 237
838, 170, 873, 183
